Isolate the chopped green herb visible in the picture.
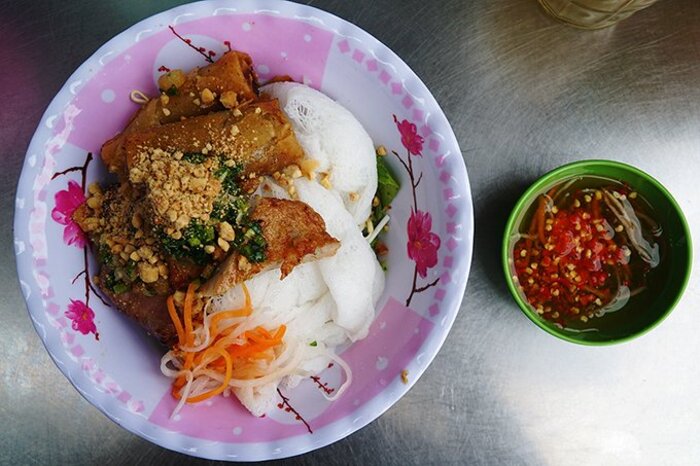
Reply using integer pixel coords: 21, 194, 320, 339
165, 85, 178, 96
112, 282, 129, 294
124, 260, 138, 282
98, 243, 113, 267
236, 221, 267, 263
103, 270, 129, 294
160, 220, 216, 265
182, 152, 206, 164
215, 160, 243, 196
309, 341, 318, 347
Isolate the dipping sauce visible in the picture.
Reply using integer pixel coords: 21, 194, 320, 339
511, 176, 666, 329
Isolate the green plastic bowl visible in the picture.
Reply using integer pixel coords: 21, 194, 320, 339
502, 160, 692, 345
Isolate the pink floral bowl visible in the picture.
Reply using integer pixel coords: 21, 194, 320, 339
14, 0, 473, 461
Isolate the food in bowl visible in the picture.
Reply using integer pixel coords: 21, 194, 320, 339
71, 45, 399, 417
504, 159, 692, 345
509, 175, 667, 330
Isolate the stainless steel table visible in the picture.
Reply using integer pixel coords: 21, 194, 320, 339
2, 0, 699, 464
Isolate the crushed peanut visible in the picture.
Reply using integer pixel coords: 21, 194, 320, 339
217, 237, 230, 252
283, 164, 302, 179
218, 221, 235, 241
157, 70, 186, 92
138, 263, 159, 283
129, 148, 222, 236
220, 90, 238, 109
319, 172, 332, 189
200, 88, 215, 104
299, 159, 320, 179
238, 256, 251, 272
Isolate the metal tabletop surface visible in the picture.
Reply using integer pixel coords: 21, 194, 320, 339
2, 0, 699, 464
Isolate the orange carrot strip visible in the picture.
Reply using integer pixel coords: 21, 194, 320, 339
209, 308, 251, 340
241, 283, 251, 308
273, 325, 286, 340
166, 296, 185, 347
181, 283, 198, 370
228, 342, 270, 359
184, 353, 195, 371
183, 283, 196, 345
186, 347, 233, 403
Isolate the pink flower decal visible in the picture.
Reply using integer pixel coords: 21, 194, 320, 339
407, 210, 441, 278
390, 115, 440, 306
51, 180, 86, 248
65, 299, 97, 336
393, 115, 424, 156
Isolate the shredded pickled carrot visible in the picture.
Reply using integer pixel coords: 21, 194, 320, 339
209, 284, 252, 339
166, 296, 185, 347
168, 282, 285, 404
183, 283, 196, 344
209, 309, 251, 338
182, 283, 197, 370
273, 325, 286, 340
186, 346, 233, 403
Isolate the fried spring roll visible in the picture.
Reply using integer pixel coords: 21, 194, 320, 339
124, 99, 304, 178
102, 50, 258, 176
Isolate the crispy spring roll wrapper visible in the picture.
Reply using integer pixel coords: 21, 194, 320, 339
201, 197, 340, 296
124, 99, 304, 178
102, 50, 258, 176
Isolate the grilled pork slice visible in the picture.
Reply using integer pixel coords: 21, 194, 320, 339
99, 268, 177, 345
102, 50, 258, 177
201, 197, 340, 296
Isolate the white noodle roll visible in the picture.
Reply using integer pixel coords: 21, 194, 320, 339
261, 82, 377, 226
281, 293, 348, 388
372, 258, 386, 304
295, 178, 381, 340
234, 382, 278, 417
212, 263, 326, 316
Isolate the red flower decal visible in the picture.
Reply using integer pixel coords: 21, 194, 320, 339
407, 210, 441, 278
51, 180, 86, 248
65, 299, 97, 336
393, 115, 424, 156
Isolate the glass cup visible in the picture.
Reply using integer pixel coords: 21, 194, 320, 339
538, 0, 660, 29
